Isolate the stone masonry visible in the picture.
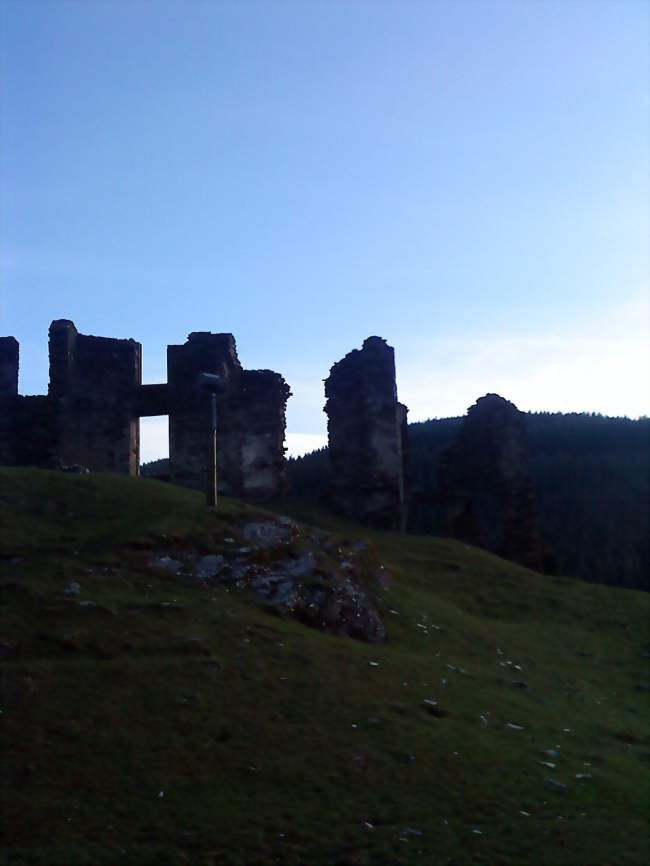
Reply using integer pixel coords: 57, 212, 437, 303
438, 393, 544, 571
324, 336, 408, 530
49, 320, 142, 474
167, 332, 290, 498
0, 321, 290, 501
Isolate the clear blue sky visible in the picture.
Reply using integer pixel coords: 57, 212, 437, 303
1, 0, 648, 460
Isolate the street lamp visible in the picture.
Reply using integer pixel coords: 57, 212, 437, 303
197, 372, 226, 506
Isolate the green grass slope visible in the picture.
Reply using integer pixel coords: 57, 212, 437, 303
1, 468, 648, 866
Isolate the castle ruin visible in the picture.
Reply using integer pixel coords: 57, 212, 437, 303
2, 323, 412, 529
0, 321, 290, 500
1, 325, 550, 563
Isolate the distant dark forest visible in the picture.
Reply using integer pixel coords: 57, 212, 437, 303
287, 413, 649, 591
141, 458, 170, 479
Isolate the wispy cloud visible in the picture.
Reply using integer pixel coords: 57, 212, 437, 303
286, 432, 327, 458
398, 290, 650, 420
399, 333, 649, 422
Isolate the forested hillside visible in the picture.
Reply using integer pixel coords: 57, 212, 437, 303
288, 414, 650, 591
140, 457, 170, 478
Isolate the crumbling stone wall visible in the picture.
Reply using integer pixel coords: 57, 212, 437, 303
0, 337, 21, 465
167, 332, 290, 498
0, 396, 58, 468
48, 320, 142, 474
0, 337, 19, 398
324, 336, 408, 530
438, 393, 544, 571
0, 321, 290, 502
167, 332, 242, 493
239, 369, 291, 498
1, 325, 139, 473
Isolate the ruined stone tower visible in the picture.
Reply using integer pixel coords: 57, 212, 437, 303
48, 320, 142, 474
324, 336, 408, 530
438, 393, 544, 571
167, 332, 290, 498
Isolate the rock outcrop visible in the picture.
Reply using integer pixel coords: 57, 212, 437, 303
438, 394, 544, 571
324, 337, 408, 530
148, 519, 387, 643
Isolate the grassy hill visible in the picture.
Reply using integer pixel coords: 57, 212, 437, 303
1, 468, 648, 865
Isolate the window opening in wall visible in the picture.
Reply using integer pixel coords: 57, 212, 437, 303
139, 416, 169, 481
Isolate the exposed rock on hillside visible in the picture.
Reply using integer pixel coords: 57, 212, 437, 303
148, 519, 386, 643
438, 394, 544, 571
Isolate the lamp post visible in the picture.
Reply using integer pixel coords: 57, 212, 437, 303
197, 372, 225, 507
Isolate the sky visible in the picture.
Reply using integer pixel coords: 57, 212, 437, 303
1, 0, 648, 462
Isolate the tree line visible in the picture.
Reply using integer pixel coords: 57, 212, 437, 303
288, 413, 649, 591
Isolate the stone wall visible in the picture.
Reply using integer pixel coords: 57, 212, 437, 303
324, 336, 408, 530
239, 369, 290, 499
438, 393, 544, 571
0, 396, 58, 468
0, 322, 290, 501
167, 332, 242, 493
0, 337, 64, 468
0, 337, 21, 465
167, 332, 290, 499
0, 337, 19, 398
48, 320, 142, 474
